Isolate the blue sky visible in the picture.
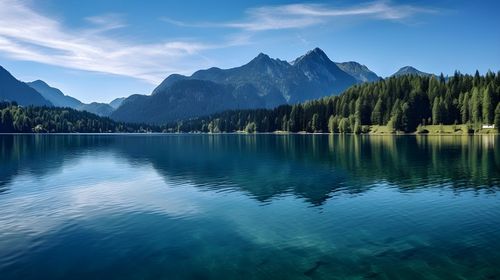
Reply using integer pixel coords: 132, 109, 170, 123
0, 0, 498, 103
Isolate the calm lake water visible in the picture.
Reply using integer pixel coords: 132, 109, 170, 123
0, 134, 499, 279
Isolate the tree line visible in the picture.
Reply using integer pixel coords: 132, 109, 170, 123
167, 71, 500, 133
0, 102, 161, 133
1, 71, 499, 134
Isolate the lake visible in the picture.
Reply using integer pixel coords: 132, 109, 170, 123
0, 134, 499, 279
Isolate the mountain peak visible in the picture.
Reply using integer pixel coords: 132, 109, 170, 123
336, 61, 381, 83
31, 79, 46, 83
392, 66, 432, 77
251, 52, 272, 63
0, 65, 52, 107
400, 66, 419, 72
306, 47, 328, 58
26, 80, 52, 88
293, 47, 330, 65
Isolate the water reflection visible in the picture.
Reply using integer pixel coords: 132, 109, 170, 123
0, 134, 499, 279
1, 134, 499, 203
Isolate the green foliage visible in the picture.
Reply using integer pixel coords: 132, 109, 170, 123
164, 72, 500, 133
327, 115, 337, 133
495, 103, 500, 132
0, 102, 161, 133
471, 87, 482, 124
461, 92, 470, 124
245, 122, 257, 133
432, 97, 441, 125
339, 118, 350, 133
311, 113, 320, 132
371, 98, 384, 125
482, 85, 494, 124
353, 121, 362, 134
416, 124, 428, 134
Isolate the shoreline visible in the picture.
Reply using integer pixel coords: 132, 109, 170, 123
0, 132, 498, 136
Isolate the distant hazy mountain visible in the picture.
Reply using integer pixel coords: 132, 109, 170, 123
0, 66, 52, 107
109, 97, 126, 109
392, 66, 432, 77
336, 61, 381, 83
112, 79, 265, 124
79, 103, 115, 117
27, 80, 82, 108
113, 47, 368, 124
27, 79, 115, 116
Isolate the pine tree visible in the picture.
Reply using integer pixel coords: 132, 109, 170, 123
245, 122, 256, 133
461, 92, 470, 124
281, 115, 289, 131
495, 103, 500, 132
432, 97, 441, 125
471, 88, 481, 124
371, 98, 383, 125
339, 118, 350, 133
482, 85, 493, 124
327, 115, 336, 133
311, 113, 320, 132
1, 110, 14, 132
353, 121, 362, 134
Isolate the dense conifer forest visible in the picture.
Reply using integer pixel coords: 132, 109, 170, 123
0, 102, 160, 133
167, 72, 500, 133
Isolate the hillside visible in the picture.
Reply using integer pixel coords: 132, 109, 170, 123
164, 71, 500, 134
112, 48, 372, 124
0, 67, 52, 107
27, 79, 116, 116
0, 102, 160, 133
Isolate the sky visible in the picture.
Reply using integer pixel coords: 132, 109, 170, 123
0, 0, 499, 103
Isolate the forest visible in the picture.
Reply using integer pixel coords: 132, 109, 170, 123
167, 71, 500, 133
0, 102, 160, 133
1, 72, 500, 134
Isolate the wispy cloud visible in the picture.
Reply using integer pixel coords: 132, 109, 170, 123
164, 1, 437, 31
0, 0, 436, 85
0, 0, 238, 84
84, 13, 128, 32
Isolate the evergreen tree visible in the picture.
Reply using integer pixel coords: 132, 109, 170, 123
353, 121, 362, 134
327, 115, 337, 133
1, 109, 14, 132
482, 85, 494, 124
339, 118, 350, 133
289, 106, 299, 132
311, 113, 320, 132
371, 98, 383, 125
461, 92, 470, 124
281, 115, 289, 131
432, 97, 441, 125
245, 122, 256, 133
471, 88, 482, 124
495, 103, 500, 132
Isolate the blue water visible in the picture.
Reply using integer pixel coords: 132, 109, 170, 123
0, 134, 499, 279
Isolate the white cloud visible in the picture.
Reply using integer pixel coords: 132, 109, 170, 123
165, 1, 436, 31
0, 0, 436, 85
84, 13, 128, 32
0, 0, 233, 84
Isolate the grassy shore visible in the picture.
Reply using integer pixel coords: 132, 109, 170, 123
369, 124, 498, 135
261, 125, 498, 135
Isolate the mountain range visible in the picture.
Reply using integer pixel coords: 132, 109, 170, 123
0, 66, 52, 107
26, 80, 120, 116
112, 48, 382, 124
1, 47, 435, 125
